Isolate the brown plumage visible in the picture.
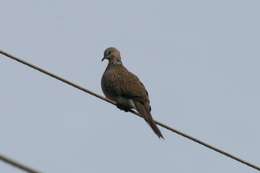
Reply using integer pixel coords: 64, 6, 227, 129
101, 47, 164, 138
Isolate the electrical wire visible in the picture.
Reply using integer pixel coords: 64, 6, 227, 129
0, 49, 259, 172
0, 153, 41, 173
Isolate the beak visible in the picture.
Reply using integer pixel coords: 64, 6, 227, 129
101, 56, 106, 62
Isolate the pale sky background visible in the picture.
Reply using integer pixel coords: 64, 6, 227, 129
0, 0, 260, 173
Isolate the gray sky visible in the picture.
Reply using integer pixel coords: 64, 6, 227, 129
0, 0, 260, 172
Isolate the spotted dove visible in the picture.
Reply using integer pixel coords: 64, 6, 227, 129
101, 47, 164, 138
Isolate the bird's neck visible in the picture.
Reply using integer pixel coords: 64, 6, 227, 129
110, 58, 122, 65
108, 59, 122, 66
106, 61, 123, 71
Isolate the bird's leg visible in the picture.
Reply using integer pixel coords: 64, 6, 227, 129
116, 103, 130, 112
115, 97, 132, 112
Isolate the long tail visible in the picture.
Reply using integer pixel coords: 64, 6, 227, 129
134, 102, 164, 139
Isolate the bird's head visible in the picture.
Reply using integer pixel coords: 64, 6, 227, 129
102, 47, 122, 64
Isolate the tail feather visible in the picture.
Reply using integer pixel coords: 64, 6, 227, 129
134, 102, 164, 139
147, 117, 164, 139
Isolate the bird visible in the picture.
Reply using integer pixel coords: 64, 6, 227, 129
101, 47, 164, 138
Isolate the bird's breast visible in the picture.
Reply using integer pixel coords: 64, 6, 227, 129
101, 69, 122, 99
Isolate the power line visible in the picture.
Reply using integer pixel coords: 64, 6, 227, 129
1, 49, 260, 172
0, 153, 41, 173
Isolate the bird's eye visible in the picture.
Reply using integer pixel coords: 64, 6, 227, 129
107, 51, 111, 55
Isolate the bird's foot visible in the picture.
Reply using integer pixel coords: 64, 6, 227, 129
116, 104, 130, 112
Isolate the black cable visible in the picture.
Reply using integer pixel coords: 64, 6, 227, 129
1, 49, 259, 172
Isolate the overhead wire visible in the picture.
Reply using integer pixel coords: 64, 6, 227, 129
0, 49, 259, 172
0, 153, 41, 173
